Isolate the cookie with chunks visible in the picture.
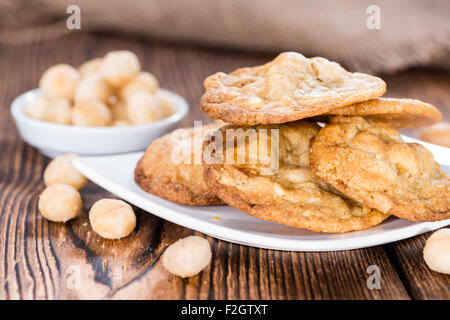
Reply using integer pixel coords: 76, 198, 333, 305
201, 52, 386, 125
323, 98, 442, 128
202, 121, 389, 233
310, 117, 450, 221
135, 123, 224, 206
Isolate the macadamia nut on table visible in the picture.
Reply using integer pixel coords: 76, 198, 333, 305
38, 184, 82, 222
89, 199, 136, 239
423, 228, 450, 275
44, 154, 87, 190
162, 236, 212, 278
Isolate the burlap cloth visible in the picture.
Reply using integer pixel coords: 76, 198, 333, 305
1, 0, 449, 73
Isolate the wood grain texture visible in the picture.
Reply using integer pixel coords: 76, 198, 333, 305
385, 234, 450, 300
0, 31, 448, 300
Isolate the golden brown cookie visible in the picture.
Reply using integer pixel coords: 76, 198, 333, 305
419, 122, 450, 148
201, 52, 386, 125
202, 121, 389, 233
135, 123, 224, 206
323, 98, 442, 128
310, 117, 450, 222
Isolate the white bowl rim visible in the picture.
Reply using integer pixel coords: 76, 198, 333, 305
11, 88, 189, 133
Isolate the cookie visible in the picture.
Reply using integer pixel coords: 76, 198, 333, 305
310, 117, 450, 222
419, 122, 450, 148
201, 52, 386, 125
323, 98, 442, 128
202, 121, 389, 233
135, 123, 224, 206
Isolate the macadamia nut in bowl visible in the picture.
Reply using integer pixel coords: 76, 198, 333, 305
39, 64, 79, 100
11, 51, 188, 157
100, 51, 140, 87
11, 88, 188, 157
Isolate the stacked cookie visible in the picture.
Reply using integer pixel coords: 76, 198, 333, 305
136, 52, 449, 233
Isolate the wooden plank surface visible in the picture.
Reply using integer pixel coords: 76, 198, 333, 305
0, 31, 448, 300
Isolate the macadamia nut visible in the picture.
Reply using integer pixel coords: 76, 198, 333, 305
155, 90, 175, 118
25, 96, 48, 121
74, 74, 112, 103
31, 52, 167, 128
110, 99, 129, 121
46, 99, 72, 124
423, 228, 450, 274
79, 58, 103, 78
25, 96, 71, 124
89, 199, 136, 239
120, 72, 159, 100
113, 120, 131, 127
100, 51, 140, 87
72, 100, 112, 126
162, 236, 212, 278
127, 92, 163, 125
39, 64, 79, 100
44, 154, 87, 190
38, 184, 82, 222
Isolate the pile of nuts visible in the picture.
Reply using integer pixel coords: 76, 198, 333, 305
39, 154, 136, 239
26, 51, 174, 127
38, 154, 211, 277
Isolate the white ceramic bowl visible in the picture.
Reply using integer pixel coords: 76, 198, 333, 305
11, 88, 188, 158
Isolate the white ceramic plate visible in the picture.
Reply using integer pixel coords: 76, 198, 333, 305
73, 138, 450, 252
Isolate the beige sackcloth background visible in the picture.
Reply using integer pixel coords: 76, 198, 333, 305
1, 0, 449, 73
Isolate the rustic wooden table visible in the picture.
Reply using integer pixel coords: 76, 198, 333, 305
0, 32, 449, 300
